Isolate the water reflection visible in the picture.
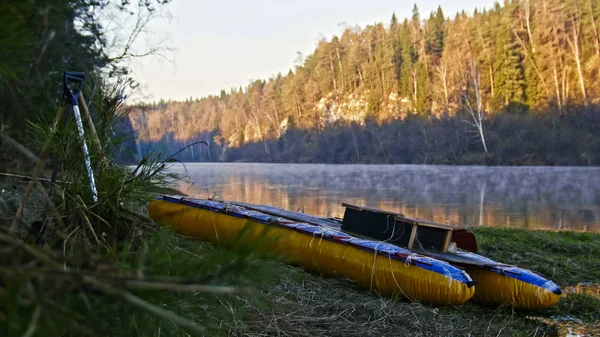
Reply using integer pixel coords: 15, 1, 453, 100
166, 163, 600, 232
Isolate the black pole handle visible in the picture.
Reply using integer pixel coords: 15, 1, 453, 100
63, 71, 86, 106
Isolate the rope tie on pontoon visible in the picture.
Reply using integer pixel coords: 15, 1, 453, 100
405, 253, 418, 268
370, 242, 385, 291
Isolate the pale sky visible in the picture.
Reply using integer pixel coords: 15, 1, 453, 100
132, 0, 498, 102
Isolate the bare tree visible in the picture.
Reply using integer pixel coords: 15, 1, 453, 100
565, 12, 588, 105
435, 62, 450, 113
97, 1, 174, 79
587, 0, 600, 65
463, 62, 488, 153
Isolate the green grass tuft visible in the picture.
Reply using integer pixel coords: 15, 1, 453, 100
472, 227, 600, 286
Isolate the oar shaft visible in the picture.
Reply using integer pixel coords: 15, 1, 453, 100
72, 104, 98, 202
78, 92, 101, 149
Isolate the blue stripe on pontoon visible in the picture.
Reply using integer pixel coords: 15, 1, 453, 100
456, 251, 561, 293
158, 195, 473, 285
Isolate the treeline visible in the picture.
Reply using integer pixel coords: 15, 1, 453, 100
226, 109, 600, 165
131, 0, 600, 165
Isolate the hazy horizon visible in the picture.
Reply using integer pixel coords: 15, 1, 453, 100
132, 0, 497, 102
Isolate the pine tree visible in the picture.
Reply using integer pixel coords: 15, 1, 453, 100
390, 13, 399, 32
523, 55, 544, 110
398, 20, 416, 102
412, 4, 421, 25
411, 3, 423, 61
492, 9, 525, 110
426, 6, 446, 59
390, 13, 402, 95
415, 62, 430, 114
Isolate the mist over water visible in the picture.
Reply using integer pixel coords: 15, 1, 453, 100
166, 163, 600, 232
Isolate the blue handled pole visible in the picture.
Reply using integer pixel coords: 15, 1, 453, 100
64, 72, 98, 202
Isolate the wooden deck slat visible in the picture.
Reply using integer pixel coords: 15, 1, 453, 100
341, 202, 404, 217
395, 215, 458, 230
233, 201, 343, 228
413, 249, 499, 267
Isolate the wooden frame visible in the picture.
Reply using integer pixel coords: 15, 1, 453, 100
443, 230, 453, 252
395, 215, 457, 252
397, 217, 457, 230
341, 202, 404, 217
407, 224, 418, 249
340, 203, 459, 253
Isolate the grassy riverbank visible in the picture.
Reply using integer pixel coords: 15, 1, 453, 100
3, 214, 598, 336
117, 227, 600, 336
112, 227, 600, 336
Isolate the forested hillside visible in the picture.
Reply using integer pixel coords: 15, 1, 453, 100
131, 0, 600, 165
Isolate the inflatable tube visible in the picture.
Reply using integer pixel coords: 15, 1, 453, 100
235, 200, 562, 310
148, 196, 475, 305
456, 251, 561, 310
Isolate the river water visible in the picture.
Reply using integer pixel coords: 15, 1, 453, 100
166, 163, 600, 232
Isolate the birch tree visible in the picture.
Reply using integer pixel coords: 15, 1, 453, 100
463, 62, 488, 153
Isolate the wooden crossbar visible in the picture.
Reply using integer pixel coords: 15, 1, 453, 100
341, 202, 404, 217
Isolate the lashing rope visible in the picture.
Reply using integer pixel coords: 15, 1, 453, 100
370, 241, 385, 291
405, 253, 418, 267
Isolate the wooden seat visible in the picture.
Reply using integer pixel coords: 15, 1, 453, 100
394, 215, 457, 252
341, 203, 457, 252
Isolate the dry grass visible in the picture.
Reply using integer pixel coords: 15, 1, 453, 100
235, 274, 540, 337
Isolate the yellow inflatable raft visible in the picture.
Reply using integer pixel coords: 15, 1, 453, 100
148, 195, 476, 306
228, 199, 563, 310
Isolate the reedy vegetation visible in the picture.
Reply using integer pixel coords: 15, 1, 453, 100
0, 78, 218, 336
